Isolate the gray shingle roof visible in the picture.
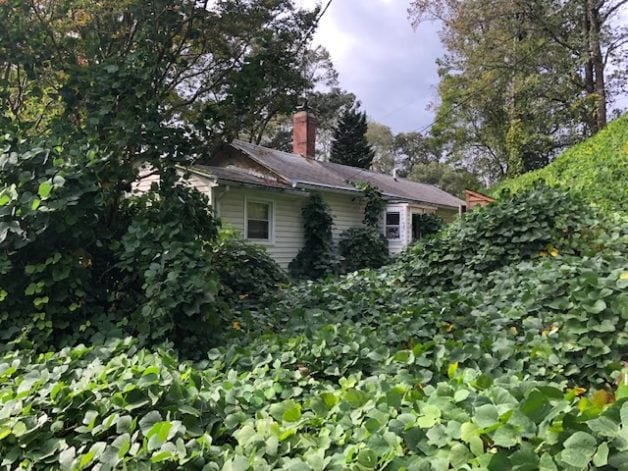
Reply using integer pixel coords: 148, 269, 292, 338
197, 140, 465, 209
193, 165, 287, 189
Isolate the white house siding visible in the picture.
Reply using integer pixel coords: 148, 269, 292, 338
215, 186, 368, 269
322, 193, 365, 243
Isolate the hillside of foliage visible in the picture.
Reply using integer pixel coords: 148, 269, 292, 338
493, 115, 628, 213
1, 184, 627, 469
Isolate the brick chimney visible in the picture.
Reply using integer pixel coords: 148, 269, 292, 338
292, 110, 316, 158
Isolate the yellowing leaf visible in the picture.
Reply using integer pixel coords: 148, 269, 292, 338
448, 362, 459, 379
591, 389, 614, 408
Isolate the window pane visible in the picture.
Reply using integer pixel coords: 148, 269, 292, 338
248, 202, 269, 221
386, 226, 400, 239
247, 220, 269, 239
386, 212, 400, 225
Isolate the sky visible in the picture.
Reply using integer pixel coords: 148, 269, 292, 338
296, 0, 444, 134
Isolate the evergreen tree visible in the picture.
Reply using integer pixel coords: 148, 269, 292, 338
329, 104, 375, 169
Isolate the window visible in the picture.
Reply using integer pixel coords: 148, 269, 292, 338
385, 212, 400, 239
246, 200, 272, 241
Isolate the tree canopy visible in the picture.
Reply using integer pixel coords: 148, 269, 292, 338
410, 0, 628, 181
0, 0, 323, 354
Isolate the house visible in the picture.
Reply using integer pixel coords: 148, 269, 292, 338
140, 110, 465, 268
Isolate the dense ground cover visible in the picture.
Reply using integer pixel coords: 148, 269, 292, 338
493, 114, 628, 213
1, 186, 627, 470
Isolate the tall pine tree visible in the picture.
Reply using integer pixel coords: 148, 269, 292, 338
329, 104, 375, 169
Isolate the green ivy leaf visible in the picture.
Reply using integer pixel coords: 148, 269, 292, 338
560, 431, 597, 467
38, 182, 53, 199
592, 442, 609, 467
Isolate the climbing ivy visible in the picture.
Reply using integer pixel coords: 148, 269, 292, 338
288, 193, 339, 279
358, 183, 386, 228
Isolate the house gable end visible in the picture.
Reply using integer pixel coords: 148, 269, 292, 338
206, 144, 290, 187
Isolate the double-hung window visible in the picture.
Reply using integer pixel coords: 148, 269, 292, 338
385, 212, 400, 239
246, 199, 272, 241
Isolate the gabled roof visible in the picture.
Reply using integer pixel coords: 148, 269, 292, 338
196, 139, 465, 209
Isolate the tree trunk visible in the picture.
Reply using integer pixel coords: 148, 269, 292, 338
583, 5, 597, 133
587, 0, 607, 131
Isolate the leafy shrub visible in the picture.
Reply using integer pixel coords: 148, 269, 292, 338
113, 184, 219, 355
289, 193, 339, 279
0, 141, 117, 348
212, 229, 288, 307
0, 140, 221, 354
338, 226, 388, 273
413, 212, 444, 239
398, 185, 609, 291
494, 114, 628, 213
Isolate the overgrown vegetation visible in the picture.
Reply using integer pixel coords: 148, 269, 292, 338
494, 114, 628, 214
1, 186, 627, 469
412, 213, 444, 240
289, 193, 339, 279
212, 230, 288, 308
0, 140, 223, 356
338, 184, 389, 273
338, 227, 388, 273
1, 1, 627, 468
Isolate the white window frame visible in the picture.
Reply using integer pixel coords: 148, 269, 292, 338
244, 196, 275, 244
385, 211, 401, 240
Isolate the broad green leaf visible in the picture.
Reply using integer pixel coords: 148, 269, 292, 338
282, 402, 302, 422
38, 182, 53, 199
139, 411, 162, 435
59, 447, 76, 470
320, 392, 338, 408
520, 390, 551, 424
621, 401, 628, 428
592, 442, 609, 467
112, 433, 131, 458
561, 431, 596, 467
357, 449, 377, 468
474, 404, 499, 428
587, 416, 619, 437
12, 421, 27, 437
147, 421, 173, 450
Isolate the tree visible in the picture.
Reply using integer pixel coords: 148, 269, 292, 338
329, 104, 375, 168
394, 131, 440, 167
366, 121, 396, 174
409, 0, 628, 181
0, 0, 322, 352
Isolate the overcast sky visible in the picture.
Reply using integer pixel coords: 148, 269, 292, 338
296, 0, 444, 134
